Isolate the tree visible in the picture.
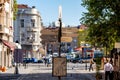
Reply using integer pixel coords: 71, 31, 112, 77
80, 0, 120, 51
77, 28, 88, 46
13, 0, 18, 20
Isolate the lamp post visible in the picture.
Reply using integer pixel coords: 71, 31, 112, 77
14, 41, 19, 74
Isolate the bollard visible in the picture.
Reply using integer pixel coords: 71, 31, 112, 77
14, 63, 19, 74
85, 62, 87, 70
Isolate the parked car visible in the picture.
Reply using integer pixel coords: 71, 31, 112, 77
66, 56, 72, 62
37, 59, 44, 63
31, 58, 38, 63
23, 58, 32, 63
71, 58, 81, 63
23, 58, 38, 63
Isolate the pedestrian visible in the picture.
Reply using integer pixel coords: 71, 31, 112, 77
104, 59, 114, 80
89, 58, 94, 71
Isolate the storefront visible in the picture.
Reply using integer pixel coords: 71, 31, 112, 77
0, 39, 16, 69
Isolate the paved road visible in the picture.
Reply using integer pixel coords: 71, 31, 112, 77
17, 63, 96, 80
0, 63, 103, 80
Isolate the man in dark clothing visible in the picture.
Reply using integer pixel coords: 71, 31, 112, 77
104, 60, 113, 80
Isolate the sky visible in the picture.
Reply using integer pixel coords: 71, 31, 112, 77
17, 0, 87, 26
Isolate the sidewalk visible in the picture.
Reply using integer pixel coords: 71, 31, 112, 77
0, 64, 105, 80
1, 65, 32, 74
0, 64, 34, 80
75, 68, 104, 80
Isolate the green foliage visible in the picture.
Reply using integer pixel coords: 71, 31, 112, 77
95, 57, 102, 80
96, 57, 101, 65
13, 0, 18, 20
80, 0, 120, 51
77, 29, 88, 46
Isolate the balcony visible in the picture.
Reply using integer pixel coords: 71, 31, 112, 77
22, 41, 39, 45
0, 25, 9, 34
26, 27, 39, 32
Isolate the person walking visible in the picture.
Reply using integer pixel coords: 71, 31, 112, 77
89, 58, 94, 71
104, 59, 114, 80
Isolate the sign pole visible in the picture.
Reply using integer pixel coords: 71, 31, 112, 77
58, 5, 62, 80
58, 76, 61, 80
58, 5, 62, 57
58, 18, 62, 57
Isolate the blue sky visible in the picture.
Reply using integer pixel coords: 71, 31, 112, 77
17, 0, 87, 26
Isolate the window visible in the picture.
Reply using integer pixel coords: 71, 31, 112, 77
32, 34, 35, 41
20, 19, 24, 27
21, 33, 25, 41
31, 19, 35, 27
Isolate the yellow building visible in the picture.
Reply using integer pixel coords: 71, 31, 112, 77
0, 0, 15, 70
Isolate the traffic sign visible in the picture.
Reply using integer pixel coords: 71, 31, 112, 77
61, 37, 72, 42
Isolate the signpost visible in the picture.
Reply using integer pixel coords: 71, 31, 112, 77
52, 5, 67, 80
52, 57, 67, 77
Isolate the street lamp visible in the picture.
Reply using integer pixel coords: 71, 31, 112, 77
14, 41, 21, 74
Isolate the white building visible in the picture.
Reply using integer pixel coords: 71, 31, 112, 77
14, 4, 42, 59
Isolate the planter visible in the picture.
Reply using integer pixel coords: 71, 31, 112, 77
2, 67, 6, 72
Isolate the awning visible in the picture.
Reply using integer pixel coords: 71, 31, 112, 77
2, 40, 16, 51
74, 46, 83, 51
86, 50, 94, 52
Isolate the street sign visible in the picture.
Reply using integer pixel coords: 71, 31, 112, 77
61, 37, 72, 42
52, 57, 67, 77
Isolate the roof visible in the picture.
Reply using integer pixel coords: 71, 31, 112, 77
18, 4, 29, 8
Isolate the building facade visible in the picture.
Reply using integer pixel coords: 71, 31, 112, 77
41, 26, 79, 56
0, 0, 15, 69
14, 4, 42, 59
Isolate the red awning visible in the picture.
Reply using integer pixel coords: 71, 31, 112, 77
86, 50, 94, 52
75, 46, 83, 51
2, 40, 16, 51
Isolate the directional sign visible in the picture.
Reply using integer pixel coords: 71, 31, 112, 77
61, 37, 72, 42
